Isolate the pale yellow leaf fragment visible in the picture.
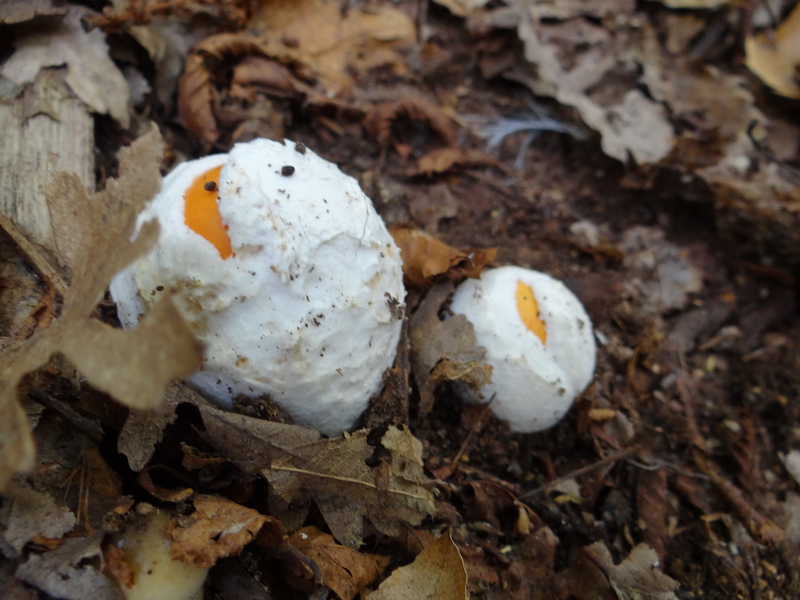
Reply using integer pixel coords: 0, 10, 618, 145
746, 4, 800, 99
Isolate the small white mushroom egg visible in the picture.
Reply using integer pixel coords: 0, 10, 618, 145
448, 266, 596, 432
111, 139, 405, 436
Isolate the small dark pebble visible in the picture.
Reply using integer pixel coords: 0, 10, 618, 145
281, 165, 295, 176
294, 141, 306, 154
204, 180, 217, 191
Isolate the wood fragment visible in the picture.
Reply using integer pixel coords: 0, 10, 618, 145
0, 68, 94, 253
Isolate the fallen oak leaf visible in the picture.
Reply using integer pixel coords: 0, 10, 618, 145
194, 400, 435, 548
366, 531, 467, 600
390, 228, 497, 286
266, 426, 436, 548
0, 126, 202, 491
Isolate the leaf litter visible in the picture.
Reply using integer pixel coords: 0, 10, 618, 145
0, 126, 201, 492
4, 0, 800, 598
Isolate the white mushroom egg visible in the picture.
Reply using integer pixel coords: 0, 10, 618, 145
448, 266, 596, 432
110, 138, 405, 436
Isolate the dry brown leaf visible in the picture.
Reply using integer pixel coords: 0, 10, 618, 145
1, 7, 130, 127
409, 281, 492, 414
195, 401, 435, 547
117, 381, 191, 472
2, 484, 76, 555
169, 495, 268, 568
16, 536, 124, 600
516, 13, 674, 165
178, 34, 274, 148
249, 0, 415, 96
367, 531, 467, 600
0, 127, 202, 491
364, 98, 458, 148
746, 3, 800, 98
265, 426, 436, 548
390, 228, 497, 286
579, 543, 679, 600
290, 526, 385, 600
414, 148, 505, 177
198, 400, 324, 472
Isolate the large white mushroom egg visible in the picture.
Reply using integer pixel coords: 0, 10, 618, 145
111, 138, 405, 436
448, 266, 596, 432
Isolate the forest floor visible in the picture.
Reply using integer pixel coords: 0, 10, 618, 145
1, 1, 800, 599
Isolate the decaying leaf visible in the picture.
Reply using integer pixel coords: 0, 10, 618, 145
267, 427, 435, 548
367, 531, 467, 600
364, 97, 458, 148
290, 526, 385, 600
409, 281, 492, 414
746, 3, 800, 98
195, 401, 435, 547
248, 0, 415, 97
1, 6, 130, 127
566, 542, 679, 600
2, 484, 76, 555
516, 12, 675, 165
16, 536, 124, 600
414, 148, 504, 177
169, 495, 269, 568
178, 34, 273, 148
390, 228, 497, 286
0, 127, 202, 491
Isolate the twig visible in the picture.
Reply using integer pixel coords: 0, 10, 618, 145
0, 211, 67, 298
520, 446, 637, 500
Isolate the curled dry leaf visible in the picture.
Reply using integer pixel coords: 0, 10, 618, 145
745, 3, 800, 99
367, 531, 467, 600
390, 228, 497, 286
169, 495, 269, 568
364, 97, 458, 147
0, 126, 202, 492
409, 281, 493, 415
289, 526, 385, 600
178, 33, 269, 149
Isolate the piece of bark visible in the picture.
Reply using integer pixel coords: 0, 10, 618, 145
0, 67, 94, 252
